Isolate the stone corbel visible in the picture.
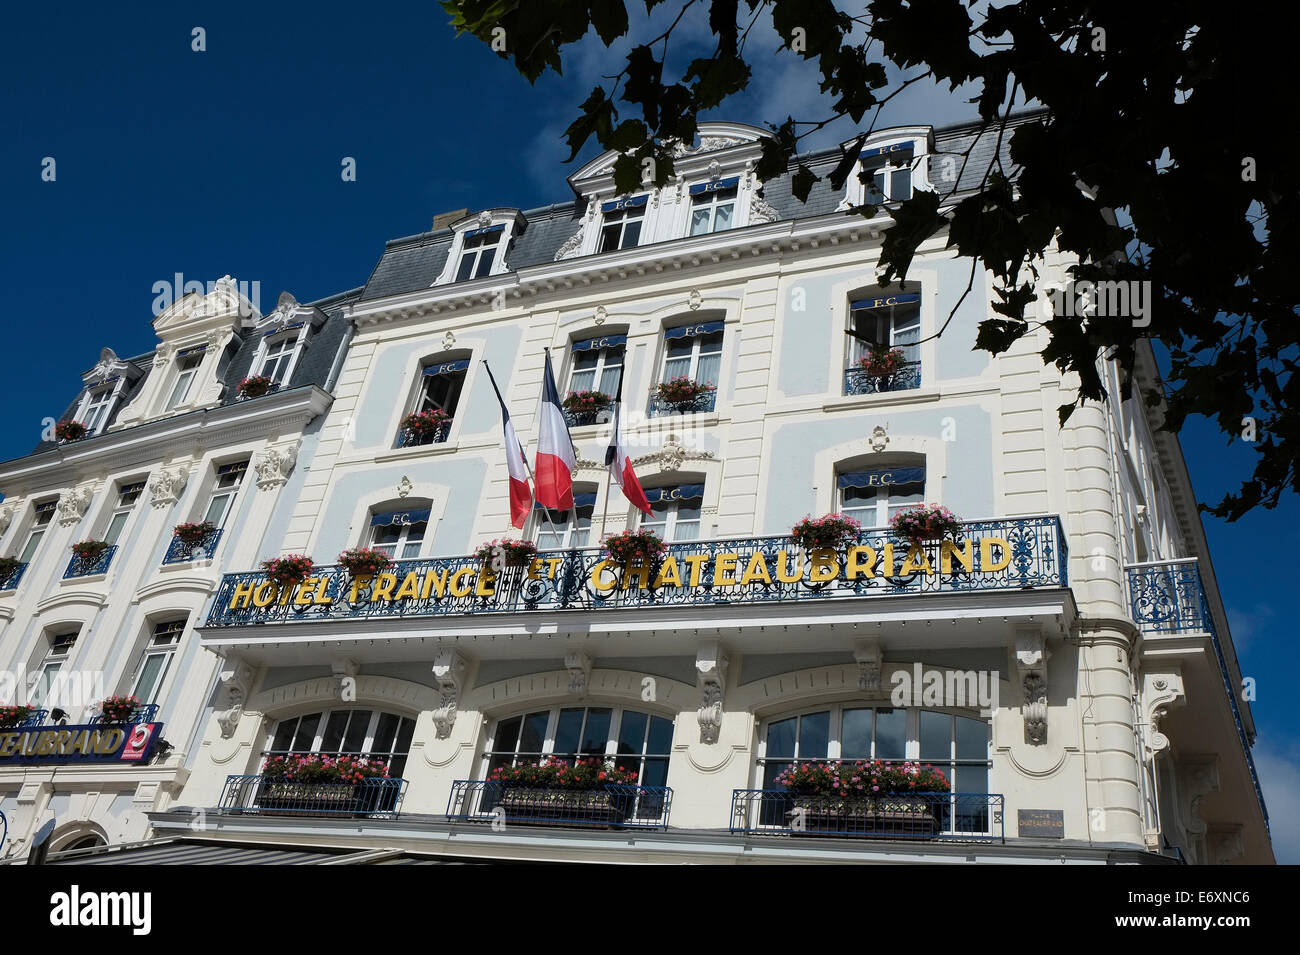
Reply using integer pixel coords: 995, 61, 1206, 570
215, 657, 255, 739
1176, 754, 1220, 839
148, 466, 190, 508
431, 649, 467, 739
0, 503, 15, 537
1206, 825, 1245, 865
331, 658, 359, 696
854, 640, 883, 692
253, 439, 300, 491
55, 483, 97, 527
1016, 630, 1050, 745
553, 226, 584, 261
696, 641, 730, 744
1140, 668, 1187, 759
565, 651, 592, 695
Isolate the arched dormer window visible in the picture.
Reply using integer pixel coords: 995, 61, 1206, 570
435, 210, 525, 286
72, 348, 143, 435
838, 127, 933, 210
247, 293, 326, 392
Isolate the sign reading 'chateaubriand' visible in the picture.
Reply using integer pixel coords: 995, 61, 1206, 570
227, 538, 1015, 610
0, 721, 163, 765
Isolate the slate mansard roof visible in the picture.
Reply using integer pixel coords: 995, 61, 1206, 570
358, 111, 1038, 303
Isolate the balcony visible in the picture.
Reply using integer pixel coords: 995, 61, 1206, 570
563, 408, 613, 428
844, 360, 922, 395
162, 528, 224, 564
0, 561, 27, 591
95, 703, 160, 725
447, 780, 672, 830
205, 515, 1068, 628
646, 387, 717, 418
395, 419, 452, 448
63, 544, 117, 579
730, 789, 1004, 841
219, 775, 406, 818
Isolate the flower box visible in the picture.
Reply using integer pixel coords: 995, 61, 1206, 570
173, 520, 216, 545
495, 786, 627, 827
71, 540, 110, 561
238, 375, 275, 399
602, 529, 667, 566
337, 547, 392, 577
400, 408, 451, 438
474, 538, 538, 569
0, 556, 21, 574
890, 504, 961, 548
0, 705, 37, 729
561, 390, 612, 419
786, 794, 939, 837
255, 780, 359, 816
790, 513, 862, 551
98, 695, 141, 723
654, 377, 715, 410
859, 346, 906, 378
261, 554, 314, 586
55, 420, 88, 442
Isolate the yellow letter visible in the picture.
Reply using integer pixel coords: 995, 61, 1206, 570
653, 556, 682, 588
449, 567, 476, 597
739, 552, 772, 586
229, 579, 257, 609
591, 560, 618, 594
713, 552, 740, 586
371, 572, 398, 601
251, 581, 276, 607
899, 545, 933, 575
622, 563, 651, 590
294, 578, 318, 606
941, 539, 974, 575
845, 545, 876, 580
808, 549, 839, 582
393, 571, 421, 601
422, 568, 450, 599
980, 537, 1012, 572
776, 550, 804, 583
881, 543, 896, 578
313, 575, 334, 604
475, 569, 497, 597
682, 554, 710, 588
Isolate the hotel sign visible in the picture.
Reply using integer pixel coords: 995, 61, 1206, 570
0, 721, 164, 765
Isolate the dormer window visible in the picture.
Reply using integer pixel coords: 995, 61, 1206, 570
689, 178, 739, 235
456, 225, 504, 281
258, 333, 298, 385
81, 387, 116, 435
862, 143, 914, 203
164, 348, 205, 410
599, 196, 647, 252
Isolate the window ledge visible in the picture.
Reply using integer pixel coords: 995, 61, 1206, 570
643, 410, 723, 429
61, 572, 109, 586
822, 387, 941, 413
373, 440, 461, 464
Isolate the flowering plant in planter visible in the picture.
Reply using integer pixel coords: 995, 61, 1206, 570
173, 520, 216, 544
55, 419, 88, 442
261, 554, 314, 586
0, 704, 37, 728
488, 756, 639, 790
474, 538, 538, 568
860, 345, 906, 378
561, 390, 612, 417
237, 375, 275, 398
337, 547, 392, 577
0, 555, 21, 573
890, 504, 961, 547
655, 376, 715, 407
603, 528, 667, 565
776, 760, 950, 796
98, 695, 141, 722
400, 408, 451, 437
260, 753, 391, 783
71, 540, 110, 561
790, 513, 862, 551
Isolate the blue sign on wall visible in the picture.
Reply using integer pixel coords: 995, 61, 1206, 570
0, 721, 164, 765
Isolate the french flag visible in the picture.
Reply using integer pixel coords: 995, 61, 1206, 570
534, 350, 577, 511
483, 362, 533, 528
605, 372, 652, 515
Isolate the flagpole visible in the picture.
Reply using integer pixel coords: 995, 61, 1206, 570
544, 347, 582, 549
482, 359, 557, 532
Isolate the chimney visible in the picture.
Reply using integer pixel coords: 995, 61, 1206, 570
432, 209, 469, 232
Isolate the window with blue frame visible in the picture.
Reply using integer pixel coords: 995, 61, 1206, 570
456, 225, 503, 281
599, 195, 647, 252
689, 177, 739, 235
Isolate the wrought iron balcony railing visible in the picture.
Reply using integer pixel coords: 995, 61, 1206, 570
162, 528, 224, 564
395, 420, 452, 448
647, 387, 718, 417
95, 703, 160, 725
0, 561, 27, 591
447, 780, 673, 830
233, 381, 281, 402
205, 515, 1067, 628
729, 789, 1005, 841
844, 360, 922, 395
563, 407, 613, 428
218, 775, 406, 818
63, 545, 117, 579
12, 708, 49, 727
1126, 558, 1268, 829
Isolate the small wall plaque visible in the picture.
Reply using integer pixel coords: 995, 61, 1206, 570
1018, 809, 1064, 838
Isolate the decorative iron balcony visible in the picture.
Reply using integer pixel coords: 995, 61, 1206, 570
218, 774, 406, 818
1126, 558, 1268, 828
162, 528, 224, 564
395, 420, 452, 448
447, 780, 672, 830
844, 360, 922, 395
563, 408, 613, 428
95, 703, 160, 725
730, 789, 1004, 841
16, 708, 49, 727
0, 561, 27, 591
233, 381, 281, 402
63, 545, 117, 579
647, 387, 717, 417
205, 515, 1067, 628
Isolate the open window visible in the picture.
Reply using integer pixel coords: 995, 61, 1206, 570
564, 334, 625, 425
845, 293, 921, 394
398, 357, 467, 447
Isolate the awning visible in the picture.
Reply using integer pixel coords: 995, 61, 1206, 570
663, 321, 724, 340
838, 467, 925, 490
42, 839, 460, 865
370, 508, 431, 526
645, 484, 704, 505
688, 176, 740, 196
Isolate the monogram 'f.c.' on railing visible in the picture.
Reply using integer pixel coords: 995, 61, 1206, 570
0, 561, 27, 591
218, 774, 407, 818
63, 545, 117, 579
844, 360, 922, 395
162, 528, 224, 565
729, 789, 1004, 841
1126, 558, 1268, 830
205, 516, 1067, 628
447, 780, 672, 830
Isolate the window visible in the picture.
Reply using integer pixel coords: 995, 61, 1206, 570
689, 178, 739, 235
17, 501, 56, 564
267, 708, 417, 779
455, 226, 502, 281
164, 350, 205, 410
35, 631, 78, 706
81, 388, 115, 435
837, 467, 925, 529
662, 322, 724, 386
845, 293, 921, 394
258, 334, 298, 384
486, 705, 673, 792
102, 481, 145, 546
640, 484, 704, 542
417, 359, 468, 416
599, 196, 647, 252
535, 491, 596, 549
368, 508, 430, 559
130, 619, 185, 704
201, 461, 248, 530
567, 335, 625, 401
861, 145, 914, 203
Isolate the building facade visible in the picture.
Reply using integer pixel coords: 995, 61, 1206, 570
0, 279, 356, 857
7, 117, 1269, 864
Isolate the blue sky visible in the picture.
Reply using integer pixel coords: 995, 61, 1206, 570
1, 2, 1293, 860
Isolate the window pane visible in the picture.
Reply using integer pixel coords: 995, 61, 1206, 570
690, 208, 711, 235
919, 710, 952, 761
617, 710, 648, 756
621, 220, 641, 248
456, 254, 476, 282
291, 713, 321, 751
203, 492, 232, 527
955, 716, 989, 760
647, 715, 674, 755
569, 368, 595, 393
641, 757, 669, 788
893, 168, 912, 200
875, 707, 907, 759
581, 708, 612, 754
19, 529, 45, 563
696, 352, 721, 387
321, 711, 350, 753
953, 762, 987, 795
841, 708, 873, 759
600, 223, 622, 252
714, 202, 734, 231
342, 710, 373, 753
104, 512, 129, 546
494, 715, 522, 754
799, 711, 830, 759
520, 711, 548, 754
372, 713, 401, 755
132, 654, 166, 703
270, 717, 299, 753
554, 708, 584, 756
766, 717, 797, 759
